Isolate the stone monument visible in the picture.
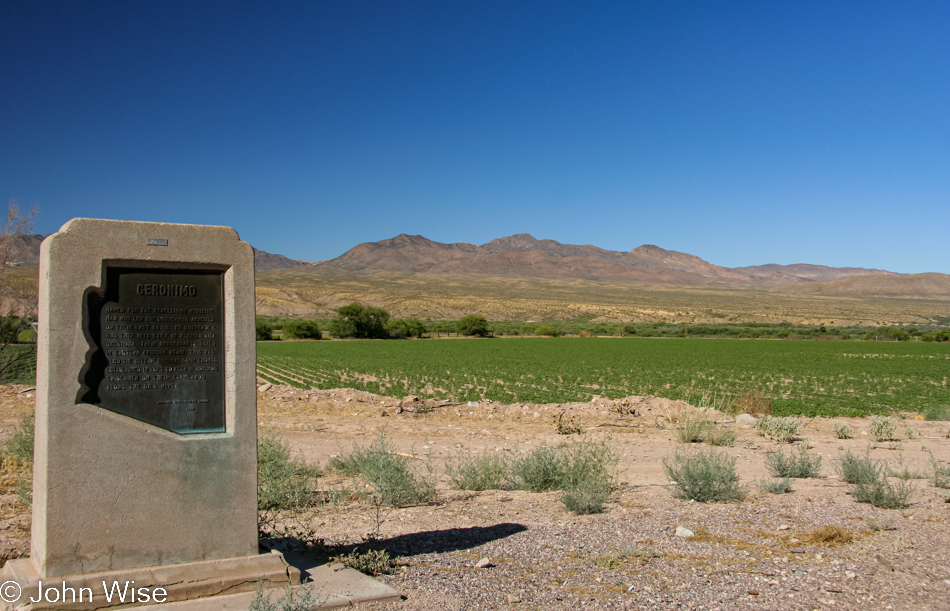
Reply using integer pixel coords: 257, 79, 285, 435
0, 219, 297, 608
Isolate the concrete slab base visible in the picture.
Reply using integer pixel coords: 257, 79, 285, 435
0, 552, 298, 610
123, 564, 401, 610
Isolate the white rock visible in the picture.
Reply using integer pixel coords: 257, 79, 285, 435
474, 557, 493, 569
675, 526, 694, 538
735, 414, 757, 427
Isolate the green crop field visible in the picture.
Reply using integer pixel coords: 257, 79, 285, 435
257, 338, 950, 417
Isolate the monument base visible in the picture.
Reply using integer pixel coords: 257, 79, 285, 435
0, 552, 298, 610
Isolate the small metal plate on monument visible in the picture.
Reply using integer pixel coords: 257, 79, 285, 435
79, 268, 226, 434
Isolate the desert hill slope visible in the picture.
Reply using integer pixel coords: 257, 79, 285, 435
316, 233, 906, 288
773, 272, 950, 299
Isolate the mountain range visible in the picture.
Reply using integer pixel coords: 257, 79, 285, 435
10, 232, 949, 300
307, 233, 940, 294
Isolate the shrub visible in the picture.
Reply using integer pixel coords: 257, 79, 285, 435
249, 581, 317, 611
510, 444, 565, 492
446, 452, 511, 491
834, 422, 852, 439
561, 479, 610, 515
675, 411, 709, 444
258, 431, 321, 511
922, 405, 950, 421
327, 430, 435, 506
456, 314, 490, 337
283, 320, 322, 340
329, 303, 390, 339
851, 476, 914, 509
663, 448, 744, 503
386, 317, 427, 339
506, 438, 616, 514
754, 416, 800, 443
765, 443, 822, 479
705, 424, 738, 447
836, 449, 913, 509
928, 454, 950, 489
534, 325, 562, 337
559, 438, 617, 514
758, 477, 792, 494
256, 318, 274, 341
868, 415, 897, 442
837, 449, 879, 485
329, 548, 396, 576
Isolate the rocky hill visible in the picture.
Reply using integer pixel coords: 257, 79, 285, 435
315, 233, 910, 289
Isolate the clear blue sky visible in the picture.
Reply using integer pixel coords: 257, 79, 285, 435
2, 1, 948, 273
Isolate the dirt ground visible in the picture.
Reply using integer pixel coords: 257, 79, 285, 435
2, 384, 950, 610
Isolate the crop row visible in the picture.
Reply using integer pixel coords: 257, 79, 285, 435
257, 338, 950, 416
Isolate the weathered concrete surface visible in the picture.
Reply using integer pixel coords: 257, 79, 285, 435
28, 219, 259, 577
131, 564, 401, 610
0, 552, 297, 610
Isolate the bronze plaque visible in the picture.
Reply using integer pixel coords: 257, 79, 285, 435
79, 268, 225, 434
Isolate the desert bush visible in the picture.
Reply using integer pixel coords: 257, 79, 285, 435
329, 548, 396, 576
754, 416, 800, 443
869, 415, 897, 442
508, 438, 616, 513
258, 431, 321, 511
758, 477, 792, 494
705, 423, 738, 447
327, 430, 435, 506
559, 438, 617, 514
561, 479, 610, 515
675, 411, 709, 443
836, 449, 913, 509
928, 454, 950, 489
922, 405, 950, 421
837, 449, 880, 485
446, 452, 511, 491
834, 422, 852, 439
730, 390, 772, 416
852, 475, 914, 509
765, 443, 822, 479
510, 444, 565, 492
663, 448, 744, 503
249, 581, 317, 611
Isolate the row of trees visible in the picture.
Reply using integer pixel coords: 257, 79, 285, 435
258, 305, 493, 341
258, 308, 949, 343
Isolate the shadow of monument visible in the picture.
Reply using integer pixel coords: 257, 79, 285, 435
363, 522, 529, 557
268, 522, 529, 578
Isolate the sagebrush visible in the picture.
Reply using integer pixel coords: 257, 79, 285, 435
765, 443, 822, 479
663, 448, 744, 503
327, 430, 436, 506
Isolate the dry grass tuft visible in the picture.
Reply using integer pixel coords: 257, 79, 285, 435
800, 525, 854, 545
730, 390, 772, 417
